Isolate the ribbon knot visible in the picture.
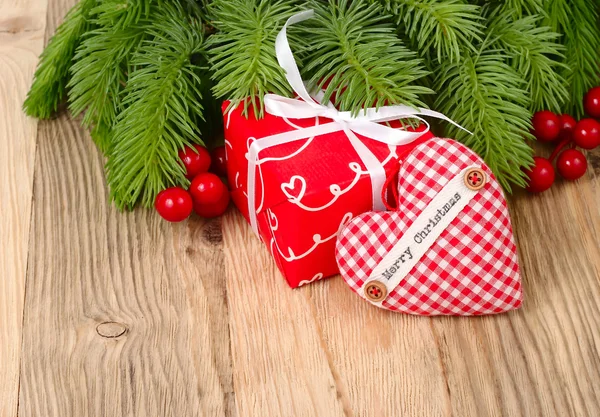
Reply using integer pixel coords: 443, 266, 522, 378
245, 10, 470, 237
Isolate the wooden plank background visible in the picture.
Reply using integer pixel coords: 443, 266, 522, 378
0, 0, 47, 416
2, 0, 600, 416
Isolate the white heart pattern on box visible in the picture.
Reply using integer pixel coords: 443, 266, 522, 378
281, 176, 307, 201
335, 138, 523, 316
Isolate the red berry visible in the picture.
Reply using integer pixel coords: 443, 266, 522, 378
210, 146, 228, 177
179, 144, 211, 179
558, 114, 577, 139
532, 110, 561, 142
572, 118, 600, 149
190, 172, 227, 205
584, 86, 600, 118
193, 190, 230, 218
524, 157, 555, 193
556, 149, 587, 180
154, 187, 193, 222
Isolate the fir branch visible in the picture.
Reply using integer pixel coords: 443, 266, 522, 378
541, 0, 572, 34
486, 10, 568, 112
483, 0, 543, 17
68, 21, 148, 152
546, 0, 600, 117
106, 3, 206, 209
90, 0, 155, 29
378, 0, 483, 63
435, 48, 534, 192
207, 0, 300, 117
23, 0, 96, 119
301, 0, 432, 115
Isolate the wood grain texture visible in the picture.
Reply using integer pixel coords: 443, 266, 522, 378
18, 3, 234, 416
300, 168, 600, 417
0, 1, 47, 416
221, 215, 349, 417
221, 183, 600, 417
19, 112, 234, 416
5, 0, 600, 416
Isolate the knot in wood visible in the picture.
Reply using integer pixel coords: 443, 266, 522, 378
202, 219, 223, 245
96, 322, 127, 338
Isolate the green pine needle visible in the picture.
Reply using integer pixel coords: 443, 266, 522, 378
207, 0, 300, 118
435, 48, 535, 192
487, 0, 544, 17
23, 0, 96, 118
301, 0, 432, 115
550, 0, 600, 117
90, 0, 154, 29
378, 0, 484, 63
106, 3, 206, 209
68, 23, 147, 152
25, 0, 600, 204
486, 10, 569, 112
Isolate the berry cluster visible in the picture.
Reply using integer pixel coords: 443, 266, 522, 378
525, 87, 600, 193
154, 145, 230, 222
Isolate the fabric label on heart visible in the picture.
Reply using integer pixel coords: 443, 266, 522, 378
360, 166, 485, 306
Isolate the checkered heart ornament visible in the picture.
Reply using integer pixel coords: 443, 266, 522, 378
335, 138, 523, 316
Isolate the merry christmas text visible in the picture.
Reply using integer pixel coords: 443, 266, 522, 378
380, 192, 462, 281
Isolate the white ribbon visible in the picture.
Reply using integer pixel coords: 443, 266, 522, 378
246, 10, 470, 236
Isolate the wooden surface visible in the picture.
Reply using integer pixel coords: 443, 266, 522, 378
0, 1, 47, 416
2, 0, 600, 416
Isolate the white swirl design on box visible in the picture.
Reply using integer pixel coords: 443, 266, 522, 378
232, 112, 397, 216
235, 172, 249, 198
245, 117, 321, 164
281, 116, 304, 130
381, 144, 398, 166
268, 210, 279, 231
280, 143, 397, 212
226, 107, 235, 129
298, 273, 324, 287
244, 117, 322, 214
268, 212, 353, 262
281, 163, 363, 212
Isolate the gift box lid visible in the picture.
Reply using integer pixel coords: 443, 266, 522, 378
223, 101, 432, 215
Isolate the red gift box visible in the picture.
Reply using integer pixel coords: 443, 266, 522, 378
223, 101, 434, 288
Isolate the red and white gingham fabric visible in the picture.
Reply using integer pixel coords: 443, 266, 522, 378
335, 138, 522, 316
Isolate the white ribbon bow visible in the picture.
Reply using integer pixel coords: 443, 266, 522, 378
246, 10, 469, 236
